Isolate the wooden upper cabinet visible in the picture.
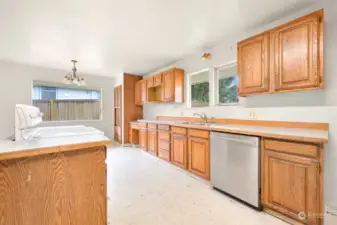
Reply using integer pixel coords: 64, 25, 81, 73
262, 149, 320, 224
271, 10, 324, 91
162, 70, 175, 102
237, 9, 324, 96
238, 33, 270, 96
135, 81, 142, 105
147, 77, 154, 88
140, 80, 147, 104
154, 73, 162, 86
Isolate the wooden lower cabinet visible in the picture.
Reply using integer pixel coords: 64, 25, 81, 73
158, 130, 170, 161
262, 139, 322, 225
188, 136, 210, 180
147, 129, 158, 156
171, 133, 188, 169
0, 147, 107, 225
139, 128, 147, 151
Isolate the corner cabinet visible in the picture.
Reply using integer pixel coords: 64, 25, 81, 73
261, 138, 323, 225
238, 33, 270, 95
238, 9, 324, 96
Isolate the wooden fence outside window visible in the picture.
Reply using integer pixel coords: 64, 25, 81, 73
33, 99, 101, 121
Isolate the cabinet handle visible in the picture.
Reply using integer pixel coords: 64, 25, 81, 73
26, 171, 32, 184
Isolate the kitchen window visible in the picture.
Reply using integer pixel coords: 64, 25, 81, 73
187, 61, 239, 108
32, 82, 102, 121
188, 69, 210, 107
215, 62, 239, 105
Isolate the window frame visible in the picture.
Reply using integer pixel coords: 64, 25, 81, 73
214, 60, 239, 106
186, 68, 212, 108
186, 60, 242, 109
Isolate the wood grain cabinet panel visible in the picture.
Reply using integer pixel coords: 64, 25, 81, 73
154, 74, 162, 86
238, 33, 270, 96
271, 10, 323, 91
262, 149, 320, 225
0, 147, 107, 225
140, 80, 147, 104
147, 77, 154, 88
162, 70, 175, 102
139, 128, 147, 151
171, 133, 188, 169
135, 81, 142, 105
147, 128, 158, 156
188, 137, 210, 180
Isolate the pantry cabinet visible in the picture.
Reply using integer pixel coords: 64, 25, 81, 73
237, 9, 324, 96
171, 127, 188, 169
187, 129, 210, 180
261, 139, 323, 225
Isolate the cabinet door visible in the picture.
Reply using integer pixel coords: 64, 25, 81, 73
147, 77, 154, 88
162, 70, 175, 102
271, 11, 323, 91
262, 150, 320, 224
238, 33, 270, 95
158, 131, 170, 161
140, 80, 147, 104
171, 134, 187, 169
139, 129, 147, 151
0, 153, 66, 225
135, 82, 141, 105
154, 74, 162, 86
147, 129, 158, 156
188, 137, 210, 180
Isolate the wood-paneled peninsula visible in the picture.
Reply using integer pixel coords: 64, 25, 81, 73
0, 134, 110, 225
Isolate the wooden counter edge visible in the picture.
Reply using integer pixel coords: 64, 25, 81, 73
0, 139, 112, 161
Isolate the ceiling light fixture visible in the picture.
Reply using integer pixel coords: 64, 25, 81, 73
63, 60, 86, 86
201, 53, 212, 60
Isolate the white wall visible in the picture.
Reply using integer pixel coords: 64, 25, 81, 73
143, 0, 337, 213
0, 60, 115, 139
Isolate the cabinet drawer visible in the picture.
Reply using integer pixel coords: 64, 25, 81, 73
158, 148, 170, 161
154, 74, 162, 86
264, 139, 319, 158
158, 131, 170, 141
138, 122, 147, 128
147, 77, 154, 88
158, 140, 170, 151
188, 129, 209, 139
148, 124, 157, 130
158, 124, 170, 131
171, 127, 187, 135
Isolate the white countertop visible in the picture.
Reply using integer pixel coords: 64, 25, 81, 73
0, 133, 110, 156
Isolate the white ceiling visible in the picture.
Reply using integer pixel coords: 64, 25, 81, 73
0, 0, 318, 77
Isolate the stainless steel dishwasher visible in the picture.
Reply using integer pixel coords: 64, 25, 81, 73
210, 131, 261, 210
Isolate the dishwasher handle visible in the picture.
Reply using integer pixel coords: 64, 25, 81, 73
211, 132, 259, 147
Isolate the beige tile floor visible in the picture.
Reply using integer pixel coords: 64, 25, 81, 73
106, 146, 288, 225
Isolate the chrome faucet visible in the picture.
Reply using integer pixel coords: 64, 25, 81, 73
193, 112, 210, 123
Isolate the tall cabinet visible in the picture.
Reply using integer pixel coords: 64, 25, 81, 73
114, 73, 143, 144
114, 85, 122, 143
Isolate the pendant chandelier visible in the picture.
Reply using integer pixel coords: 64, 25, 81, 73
63, 60, 86, 86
